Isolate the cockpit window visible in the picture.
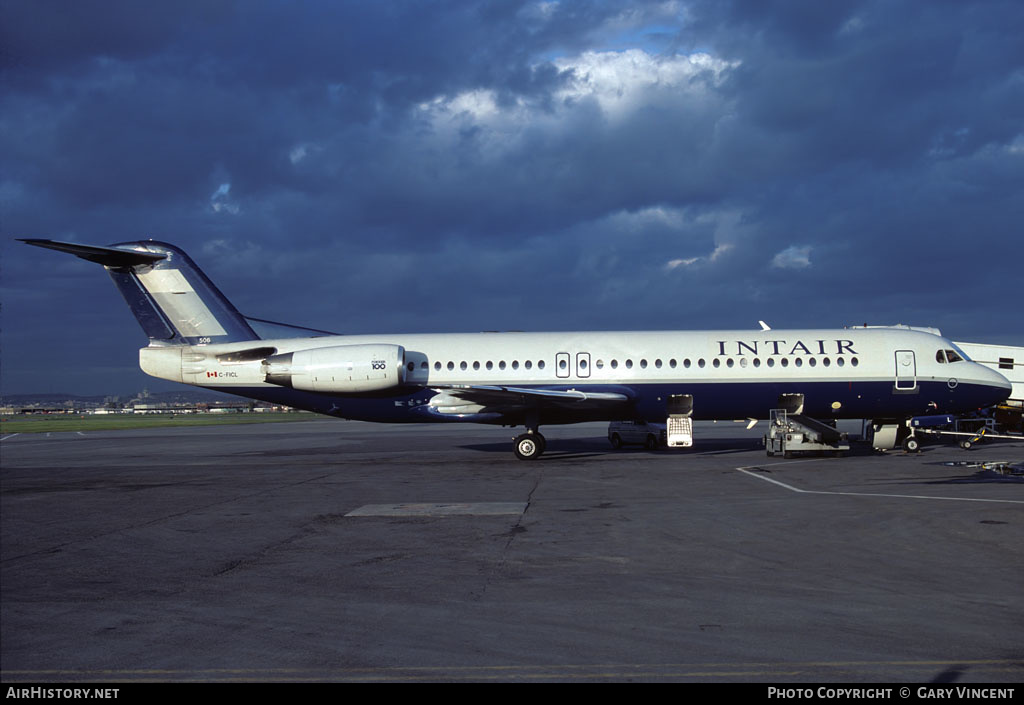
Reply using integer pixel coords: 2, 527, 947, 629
945, 349, 964, 363
936, 350, 946, 364
949, 343, 972, 362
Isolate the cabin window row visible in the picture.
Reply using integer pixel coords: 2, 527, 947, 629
409, 356, 860, 373
418, 360, 549, 372
709, 356, 859, 369
595, 357, 859, 369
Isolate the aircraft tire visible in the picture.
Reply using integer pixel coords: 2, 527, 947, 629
514, 433, 544, 460
609, 434, 623, 449
960, 440, 973, 450
903, 436, 921, 453
645, 435, 658, 450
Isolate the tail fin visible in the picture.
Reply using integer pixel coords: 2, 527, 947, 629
20, 239, 258, 345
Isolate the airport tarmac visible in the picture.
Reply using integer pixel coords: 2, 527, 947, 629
2, 419, 1022, 683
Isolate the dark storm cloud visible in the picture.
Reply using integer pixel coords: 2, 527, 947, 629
2, 0, 1022, 395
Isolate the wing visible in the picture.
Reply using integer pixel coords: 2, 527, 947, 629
421, 384, 634, 423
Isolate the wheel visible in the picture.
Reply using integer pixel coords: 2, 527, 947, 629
534, 433, 547, 455
960, 440, 973, 450
645, 434, 658, 450
609, 433, 623, 449
903, 436, 920, 453
514, 433, 544, 460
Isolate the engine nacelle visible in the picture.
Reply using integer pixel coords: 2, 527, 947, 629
263, 344, 406, 393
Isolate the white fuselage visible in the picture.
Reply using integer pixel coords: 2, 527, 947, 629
140, 327, 1012, 424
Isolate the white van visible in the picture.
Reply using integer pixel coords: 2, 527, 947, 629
608, 420, 666, 449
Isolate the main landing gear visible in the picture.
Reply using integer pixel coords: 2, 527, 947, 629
512, 413, 547, 460
513, 431, 546, 460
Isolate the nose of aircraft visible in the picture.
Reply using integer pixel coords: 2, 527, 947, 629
979, 365, 1013, 406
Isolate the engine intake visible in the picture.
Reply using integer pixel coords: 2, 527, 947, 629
263, 344, 405, 393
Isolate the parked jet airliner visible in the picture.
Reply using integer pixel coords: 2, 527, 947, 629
21, 239, 1011, 459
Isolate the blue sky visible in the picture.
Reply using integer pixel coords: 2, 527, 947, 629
2, 0, 1022, 395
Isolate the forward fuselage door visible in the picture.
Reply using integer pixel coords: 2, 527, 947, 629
576, 352, 591, 378
894, 350, 918, 392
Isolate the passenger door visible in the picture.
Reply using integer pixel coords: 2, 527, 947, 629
894, 350, 917, 392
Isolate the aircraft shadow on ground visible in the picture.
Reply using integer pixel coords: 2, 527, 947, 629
920, 466, 1024, 484
460, 437, 766, 457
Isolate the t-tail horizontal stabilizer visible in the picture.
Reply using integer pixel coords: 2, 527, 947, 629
19, 238, 167, 267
